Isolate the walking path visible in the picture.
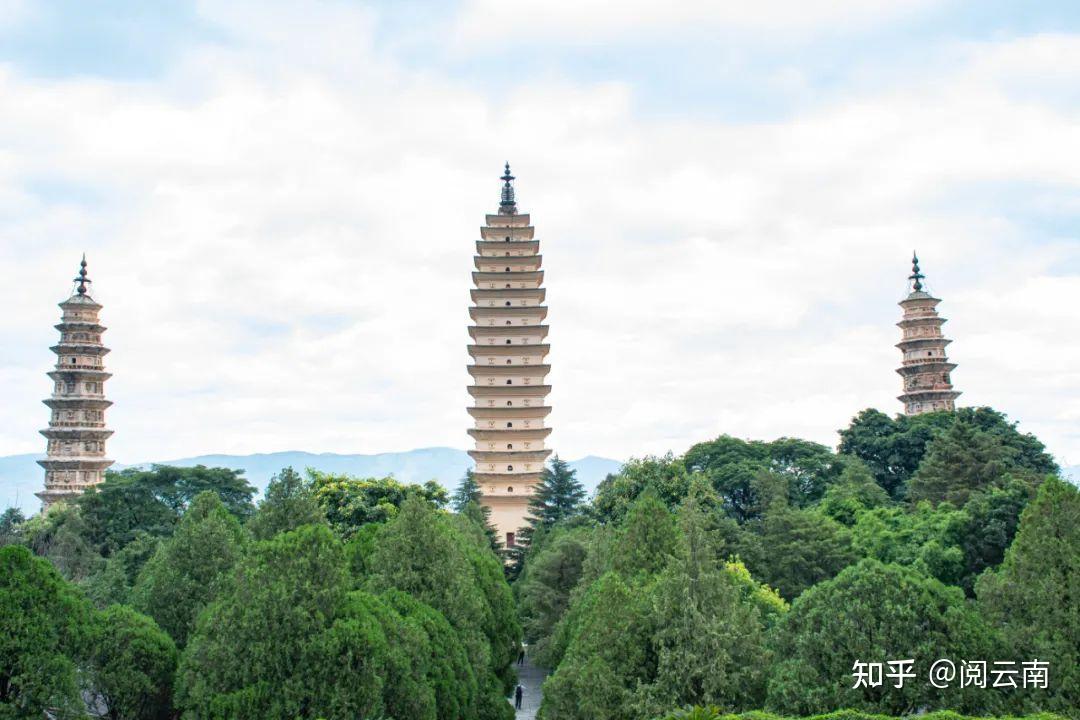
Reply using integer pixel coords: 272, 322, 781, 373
513, 653, 548, 719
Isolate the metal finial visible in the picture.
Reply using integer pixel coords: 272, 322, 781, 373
74, 253, 91, 295
909, 251, 924, 292
499, 162, 517, 214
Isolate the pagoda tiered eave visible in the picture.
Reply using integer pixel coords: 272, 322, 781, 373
472, 270, 544, 285
467, 427, 552, 441
43, 397, 113, 410
50, 343, 111, 356
471, 288, 546, 302
467, 385, 552, 398
896, 361, 958, 375
480, 225, 534, 240
475, 471, 544, 485
896, 389, 962, 403
467, 364, 551, 377
47, 368, 112, 379
895, 337, 953, 350
467, 343, 550, 358
468, 449, 553, 463
467, 405, 551, 419
484, 213, 530, 226
468, 325, 549, 339
476, 240, 539, 254
40, 427, 114, 439
469, 306, 548, 321
473, 255, 542, 270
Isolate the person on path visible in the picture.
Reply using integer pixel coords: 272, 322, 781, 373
514, 684, 524, 710
518, 648, 525, 665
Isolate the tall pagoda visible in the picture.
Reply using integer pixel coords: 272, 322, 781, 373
467, 164, 552, 548
36, 256, 114, 509
896, 253, 960, 415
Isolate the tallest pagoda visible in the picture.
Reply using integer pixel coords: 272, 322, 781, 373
467, 164, 553, 548
896, 253, 961, 415
36, 256, 114, 509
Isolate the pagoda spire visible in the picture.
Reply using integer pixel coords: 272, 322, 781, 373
74, 253, 92, 295
908, 251, 924, 292
468, 168, 552, 551
498, 162, 517, 215
895, 254, 960, 415
36, 256, 114, 509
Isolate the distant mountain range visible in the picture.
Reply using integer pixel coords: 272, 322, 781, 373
0, 449, 624, 516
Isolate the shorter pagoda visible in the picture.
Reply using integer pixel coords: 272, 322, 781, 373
896, 253, 960, 415
36, 256, 114, 508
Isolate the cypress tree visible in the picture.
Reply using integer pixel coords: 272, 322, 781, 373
522, 456, 586, 540
450, 469, 483, 513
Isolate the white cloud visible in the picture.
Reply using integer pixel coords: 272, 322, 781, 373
0, 6, 1078, 475
454, 0, 942, 44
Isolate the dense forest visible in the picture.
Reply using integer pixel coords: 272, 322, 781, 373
1, 406, 1077, 720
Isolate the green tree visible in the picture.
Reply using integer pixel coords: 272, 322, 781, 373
540, 571, 656, 720
633, 493, 774, 716
308, 590, 436, 720
682, 436, 842, 523
179, 523, 469, 720
83, 532, 161, 608
85, 605, 177, 720
977, 476, 1079, 715
907, 419, 1040, 506
247, 466, 324, 540
20, 503, 102, 582
954, 478, 1033, 593
740, 506, 855, 600
177, 524, 355, 718
837, 408, 949, 498
132, 492, 246, 647
0, 507, 25, 546
819, 459, 891, 526
461, 500, 502, 555
517, 527, 590, 663
593, 454, 690, 523
383, 589, 479, 720
512, 456, 587, 572
524, 456, 587, 534
451, 469, 483, 512
766, 559, 1000, 716
311, 470, 448, 539
366, 496, 517, 719
838, 407, 1055, 500
85, 465, 256, 549
610, 490, 681, 578
0, 545, 92, 719
849, 503, 967, 588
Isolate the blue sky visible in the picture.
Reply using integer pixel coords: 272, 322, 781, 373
0, 1, 1078, 472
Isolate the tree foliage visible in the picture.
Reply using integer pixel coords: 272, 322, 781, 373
977, 476, 1079, 715
738, 506, 855, 600
0, 545, 91, 719
311, 470, 448, 539
82, 465, 255, 554
838, 407, 1055, 500
766, 559, 1001, 716
86, 605, 177, 720
452, 469, 483, 512
540, 491, 783, 720
132, 492, 246, 648
524, 456, 587, 535
247, 466, 324, 541
366, 496, 518, 719
517, 527, 590, 662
